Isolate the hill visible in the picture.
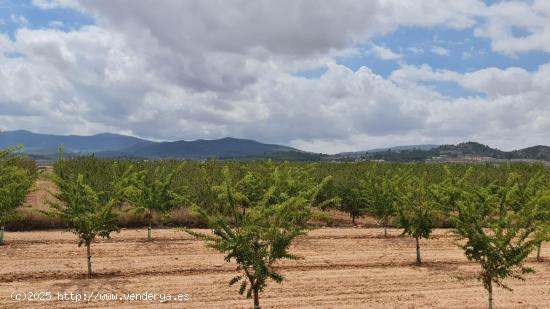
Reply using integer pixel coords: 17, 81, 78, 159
120, 137, 298, 159
333, 142, 550, 163
339, 144, 439, 156
509, 145, 550, 161
3, 130, 550, 163
0, 130, 151, 154
0, 130, 300, 160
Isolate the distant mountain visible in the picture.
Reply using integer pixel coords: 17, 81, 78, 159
115, 137, 298, 159
509, 145, 550, 161
333, 141, 550, 163
369, 144, 439, 153
339, 144, 439, 156
0, 130, 151, 154
3, 130, 550, 163
0, 130, 300, 160
437, 142, 506, 157
222, 150, 322, 162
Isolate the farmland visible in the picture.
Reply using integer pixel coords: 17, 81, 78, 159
1, 228, 548, 308
1, 152, 549, 308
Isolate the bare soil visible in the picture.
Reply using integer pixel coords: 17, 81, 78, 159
1, 228, 548, 308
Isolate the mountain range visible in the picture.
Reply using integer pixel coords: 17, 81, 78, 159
347, 142, 550, 162
2, 130, 550, 162
0, 130, 297, 160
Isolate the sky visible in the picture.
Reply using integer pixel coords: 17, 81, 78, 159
1, 0, 550, 154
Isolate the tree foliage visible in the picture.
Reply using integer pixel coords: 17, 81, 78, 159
186, 165, 332, 309
363, 169, 401, 236
396, 174, 438, 264
452, 173, 540, 309
0, 145, 36, 244
127, 164, 187, 240
46, 165, 133, 276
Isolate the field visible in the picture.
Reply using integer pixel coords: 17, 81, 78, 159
1, 228, 548, 308
1, 156, 549, 308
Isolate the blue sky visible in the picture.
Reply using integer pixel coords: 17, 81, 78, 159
1, 1, 550, 153
0, 0, 93, 37
293, 25, 550, 98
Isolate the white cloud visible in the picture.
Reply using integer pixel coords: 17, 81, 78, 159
369, 45, 402, 60
473, 0, 550, 55
32, 0, 79, 10
0, 0, 549, 153
431, 46, 450, 56
10, 14, 29, 27
47, 20, 64, 28
407, 47, 424, 54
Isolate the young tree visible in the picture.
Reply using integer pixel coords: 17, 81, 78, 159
337, 185, 366, 225
452, 174, 539, 309
534, 204, 550, 262
527, 177, 550, 262
0, 145, 35, 245
128, 165, 187, 241
396, 175, 438, 264
46, 161, 134, 277
363, 171, 400, 237
186, 166, 330, 309
46, 173, 119, 276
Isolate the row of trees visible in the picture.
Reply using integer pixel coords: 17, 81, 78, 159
0, 145, 37, 245
1, 151, 547, 308
45, 157, 337, 309
47, 157, 548, 308
330, 166, 549, 308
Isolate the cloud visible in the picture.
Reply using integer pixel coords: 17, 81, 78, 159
369, 45, 402, 60
10, 14, 29, 27
0, 0, 549, 154
407, 47, 424, 54
47, 20, 64, 28
31, 0, 79, 10
431, 46, 450, 56
473, 0, 550, 55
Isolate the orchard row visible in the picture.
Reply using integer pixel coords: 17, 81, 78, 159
1, 151, 548, 309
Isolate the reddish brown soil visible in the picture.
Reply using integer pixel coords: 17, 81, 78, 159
0, 228, 548, 308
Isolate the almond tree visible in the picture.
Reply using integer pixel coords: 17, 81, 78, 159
186, 166, 331, 309
526, 175, 550, 262
0, 145, 35, 245
46, 162, 134, 277
337, 185, 366, 225
128, 165, 187, 241
396, 174, 438, 264
363, 171, 401, 237
534, 204, 550, 261
46, 173, 120, 276
452, 174, 539, 309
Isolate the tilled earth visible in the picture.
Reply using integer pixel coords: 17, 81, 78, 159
0, 228, 548, 308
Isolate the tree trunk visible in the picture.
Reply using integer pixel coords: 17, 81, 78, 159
352, 214, 356, 225
147, 207, 153, 241
0, 225, 4, 245
383, 222, 387, 238
147, 220, 152, 241
415, 236, 421, 265
488, 280, 493, 309
86, 243, 92, 277
536, 242, 542, 262
253, 286, 260, 309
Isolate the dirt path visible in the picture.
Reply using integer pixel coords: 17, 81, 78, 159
1, 228, 548, 308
